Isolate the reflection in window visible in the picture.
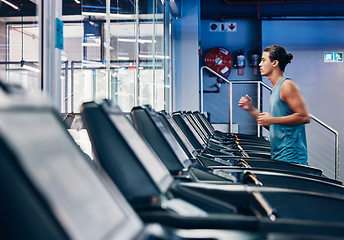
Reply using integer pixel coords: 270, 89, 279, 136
4, 22, 40, 91
1, 1, 172, 114
76, 0, 171, 113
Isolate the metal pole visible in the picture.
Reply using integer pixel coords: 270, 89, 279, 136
229, 82, 232, 133
134, 0, 140, 106
261, 82, 272, 91
71, 61, 74, 113
257, 81, 261, 137
310, 114, 339, 180
202, 66, 231, 83
106, 0, 111, 99
152, 0, 157, 109
200, 66, 204, 113
64, 61, 68, 113
93, 69, 96, 100
335, 133, 339, 179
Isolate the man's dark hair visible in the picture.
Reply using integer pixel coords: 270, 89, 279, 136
263, 45, 293, 72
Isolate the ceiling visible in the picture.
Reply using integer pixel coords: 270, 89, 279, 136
201, 0, 344, 20
1, 0, 344, 20
0, 0, 150, 17
0, 0, 37, 17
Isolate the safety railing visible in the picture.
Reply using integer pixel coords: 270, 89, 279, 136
200, 65, 339, 179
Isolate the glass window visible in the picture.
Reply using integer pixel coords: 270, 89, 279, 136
78, 0, 171, 113
137, 0, 166, 111
0, 1, 172, 114
106, 3, 137, 112
1, 6, 40, 91
61, 21, 83, 113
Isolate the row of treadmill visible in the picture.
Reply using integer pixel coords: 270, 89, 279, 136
1, 80, 344, 240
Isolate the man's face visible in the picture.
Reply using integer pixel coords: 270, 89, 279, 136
259, 51, 274, 76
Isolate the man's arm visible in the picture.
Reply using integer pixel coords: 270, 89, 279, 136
257, 80, 310, 126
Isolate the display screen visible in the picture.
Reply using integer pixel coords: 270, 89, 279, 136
163, 114, 198, 158
0, 110, 142, 240
182, 115, 206, 146
110, 114, 174, 194
147, 110, 192, 168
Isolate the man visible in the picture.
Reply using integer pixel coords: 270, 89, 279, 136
238, 45, 310, 165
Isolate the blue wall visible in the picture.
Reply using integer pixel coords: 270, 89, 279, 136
200, 19, 261, 134
173, 2, 344, 179
172, 0, 200, 112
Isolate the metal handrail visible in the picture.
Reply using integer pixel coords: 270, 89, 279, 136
309, 114, 339, 179
200, 65, 339, 179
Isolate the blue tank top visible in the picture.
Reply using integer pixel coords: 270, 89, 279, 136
269, 77, 308, 165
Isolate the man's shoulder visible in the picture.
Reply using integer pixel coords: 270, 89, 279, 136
280, 79, 300, 101
281, 78, 299, 92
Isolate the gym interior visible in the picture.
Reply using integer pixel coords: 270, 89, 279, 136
1, 0, 344, 239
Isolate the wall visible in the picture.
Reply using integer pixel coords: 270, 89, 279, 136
262, 20, 344, 180
174, 1, 343, 179
173, 1, 263, 135
172, 0, 200, 112
200, 19, 262, 135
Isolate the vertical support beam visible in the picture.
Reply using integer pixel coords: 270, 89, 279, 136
335, 133, 339, 179
257, 81, 261, 137
164, 2, 172, 112
229, 81, 233, 133
200, 66, 204, 113
152, 0, 157, 109
106, 0, 111, 99
40, 0, 62, 112
38, 0, 43, 90
71, 61, 74, 113
134, 0, 140, 106
92, 69, 96, 100
173, 0, 200, 111
64, 61, 68, 113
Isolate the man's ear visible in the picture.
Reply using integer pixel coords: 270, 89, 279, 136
272, 60, 279, 68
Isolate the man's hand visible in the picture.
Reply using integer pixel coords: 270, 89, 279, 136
257, 112, 274, 126
238, 94, 252, 111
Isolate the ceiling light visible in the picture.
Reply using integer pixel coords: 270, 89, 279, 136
118, 38, 155, 44
118, 56, 130, 60
82, 12, 135, 19
139, 54, 167, 59
22, 64, 40, 73
82, 42, 101, 47
1, 0, 20, 10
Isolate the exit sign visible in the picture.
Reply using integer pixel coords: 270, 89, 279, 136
324, 52, 343, 62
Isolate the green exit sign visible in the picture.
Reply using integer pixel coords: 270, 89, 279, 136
324, 52, 343, 62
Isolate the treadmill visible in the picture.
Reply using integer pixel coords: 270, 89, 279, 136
0, 81, 304, 240
158, 108, 324, 177
130, 105, 344, 194
192, 111, 271, 147
157, 109, 343, 185
188, 110, 342, 183
80, 99, 344, 236
193, 110, 271, 146
169, 110, 336, 178
172, 111, 274, 159
0, 83, 174, 240
184, 111, 272, 154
